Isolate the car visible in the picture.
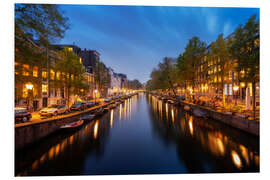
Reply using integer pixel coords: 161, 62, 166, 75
104, 97, 111, 103
70, 102, 87, 111
177, 96, 186, 101
40, 104, 69, 117
15, 107, 31, 123
85, 101, 97, 108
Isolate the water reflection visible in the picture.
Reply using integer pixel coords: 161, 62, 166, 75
15, 93, 259, 176
93, 120, 99, 139
147, 94, 259, 172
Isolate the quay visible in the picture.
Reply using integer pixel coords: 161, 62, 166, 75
15, 101, 115, 150
149, 93, 259, 136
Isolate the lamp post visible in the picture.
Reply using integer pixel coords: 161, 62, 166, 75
233, 85, 239, 105
25, 83, 33, 111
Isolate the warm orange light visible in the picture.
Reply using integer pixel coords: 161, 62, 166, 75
233, 85, 239, 91
189, 116, 193, 136
94, 120, 99, 139
231, 150, 242, 168
25, 83, 33, 90
110, 109, 114, 127
171, 109, 175, 122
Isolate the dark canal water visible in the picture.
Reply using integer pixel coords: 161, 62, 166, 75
15, 93, 259, 176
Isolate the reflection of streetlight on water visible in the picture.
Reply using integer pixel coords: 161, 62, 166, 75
25, 83, 33, 111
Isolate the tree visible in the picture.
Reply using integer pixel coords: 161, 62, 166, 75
229, 14, 259, 118
15, 4, 70, 104
55, 48, 89, 106
176, 54, 189, 99
15, 4, 69, 46
128, 79, 143, 90
94, 60, 111, 97
177, 37, 207, 100
210, 34, 232, 106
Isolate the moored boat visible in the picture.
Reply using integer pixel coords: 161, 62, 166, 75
184, 105, 190, 111
60, 120, 84, 131
94, 108, 104, 117
193, 108, 207, 118
80, 114, 95, 122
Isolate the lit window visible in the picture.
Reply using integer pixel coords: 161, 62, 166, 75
33, 66, 38, 77
42, 71, 47, 79
71, 74, 74, 81
22, 64, 30, 76
68, 47, 72, 52
79, 57, 82, 64
56, 71, 61, 80
15, 62, 19, 75
50, 69, 55, 80
42, 84, 48, 93
229, 71, 232, 80
62, 72, 65, 80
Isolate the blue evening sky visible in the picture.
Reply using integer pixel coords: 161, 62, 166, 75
58, 5, 259, 83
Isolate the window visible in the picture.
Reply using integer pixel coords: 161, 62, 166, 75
22, 64, 30, 76
33, 66, 38, 77
56, 71, 61, 80
42, 84, 48, 93
61, 72, 65, 80
229, 71, 232, 80
50, 69, 55, 80
42, 71, 47, 79
71, 74, 74, 81
15, 62, 19, 75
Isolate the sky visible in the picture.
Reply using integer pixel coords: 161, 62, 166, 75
58, 5, 259, 83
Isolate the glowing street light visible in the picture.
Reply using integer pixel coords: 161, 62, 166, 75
233, 85, 239, 105
25, 83, 33, 111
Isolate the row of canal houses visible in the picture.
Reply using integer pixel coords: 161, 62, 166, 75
15, 37, 128, 111
174, 34, 259, 110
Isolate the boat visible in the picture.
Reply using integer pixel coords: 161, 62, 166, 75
94, 108, 104, 117
104, 104, 114, 112
184, 105, 190, 111
80, 114, 95, 122
167, 100, 175, 104
60, 120, 84, 131
193, 108, 207, 118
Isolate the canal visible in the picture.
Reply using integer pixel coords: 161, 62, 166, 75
15, 93, 259, 176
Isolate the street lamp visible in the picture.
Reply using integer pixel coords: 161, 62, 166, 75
233, 85, 239, 105
25, 83, 33, 111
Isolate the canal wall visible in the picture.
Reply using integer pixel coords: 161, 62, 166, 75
178, 101, 259, 136
15, 102, 113, 150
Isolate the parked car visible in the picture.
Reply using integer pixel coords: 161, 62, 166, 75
104, 97, 111, 103
15, 107, 31, 123
40, 104, 69, 117
70, 102, 87, 111
85, 101, 97, 108
177, 96, 186, 101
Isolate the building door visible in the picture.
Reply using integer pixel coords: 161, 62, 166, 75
42, 98, 48, 107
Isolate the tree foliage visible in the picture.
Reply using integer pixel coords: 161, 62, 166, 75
55, 48, 89, 105
15, 4, 69, 46
94, 60, 111, 95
